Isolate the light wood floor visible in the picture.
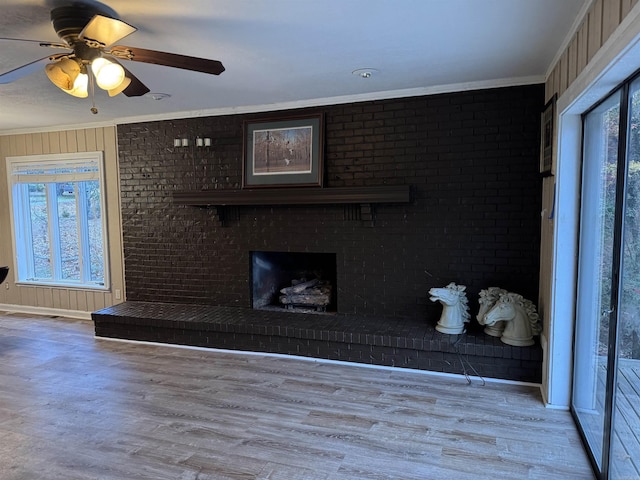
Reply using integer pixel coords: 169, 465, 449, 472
0, 312, 594, 480
576, 358, 640, 479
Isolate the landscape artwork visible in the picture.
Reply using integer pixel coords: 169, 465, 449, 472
252, 126, 313, 175
242, 114, 324, 188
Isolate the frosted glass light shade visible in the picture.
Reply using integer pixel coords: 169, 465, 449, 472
108, 76, 131, 97
67, 73, 89, 98
45, 58, 81, 90
91, 58, 125, 90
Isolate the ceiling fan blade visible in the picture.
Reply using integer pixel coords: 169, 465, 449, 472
122, 76, 150, 97
108, 45, 225, 75
0, 56, 51, 84
0, 37, 69, 49
112, 61, 150, 97
78, 15, 136, 48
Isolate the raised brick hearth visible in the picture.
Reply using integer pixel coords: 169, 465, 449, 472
92, 301, 542, 383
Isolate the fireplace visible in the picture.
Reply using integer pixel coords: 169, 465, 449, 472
251, 251, 337, 312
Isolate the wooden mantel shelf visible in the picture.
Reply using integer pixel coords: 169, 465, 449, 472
172, 185, 411, 225
172, 185, 410, 206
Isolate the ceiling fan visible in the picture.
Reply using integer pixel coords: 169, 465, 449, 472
0, 1, 225, 113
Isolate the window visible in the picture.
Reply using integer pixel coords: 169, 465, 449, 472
7, 152, 109, 290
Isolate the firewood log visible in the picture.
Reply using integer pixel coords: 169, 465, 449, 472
279, 278, 319, 295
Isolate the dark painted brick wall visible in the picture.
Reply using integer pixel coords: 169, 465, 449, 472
117, 84, 543, 329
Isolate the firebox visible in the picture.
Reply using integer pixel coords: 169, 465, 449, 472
250, 251, 337, 312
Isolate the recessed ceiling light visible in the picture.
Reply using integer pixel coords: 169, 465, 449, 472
145, 92, 171, 101
352, 68, 379, 78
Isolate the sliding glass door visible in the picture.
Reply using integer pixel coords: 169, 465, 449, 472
610, 77, 640, 479
573, 76, 640, 479
573, 90, 620, 476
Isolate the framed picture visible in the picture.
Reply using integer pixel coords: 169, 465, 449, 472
540, 95, 556, 175
243, 113, 324, 188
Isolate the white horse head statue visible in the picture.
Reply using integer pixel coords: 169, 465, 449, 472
429, 282, 469, 334
477, 287, 508, 337
483, 292, 541, 346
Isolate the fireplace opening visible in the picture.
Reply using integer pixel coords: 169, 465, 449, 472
251, 251, 337, 313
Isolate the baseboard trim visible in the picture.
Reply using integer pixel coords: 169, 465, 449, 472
0, 303, 92, 320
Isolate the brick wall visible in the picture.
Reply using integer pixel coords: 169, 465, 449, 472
117, 84, 543, 329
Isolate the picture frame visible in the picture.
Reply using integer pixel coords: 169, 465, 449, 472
243, 113, 324, 188
540, 95, 556, 176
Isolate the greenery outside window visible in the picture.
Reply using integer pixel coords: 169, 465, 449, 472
7, 152, 109, 290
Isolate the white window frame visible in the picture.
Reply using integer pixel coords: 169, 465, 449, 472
6, 151, 110, 291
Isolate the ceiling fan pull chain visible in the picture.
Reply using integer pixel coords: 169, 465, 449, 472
88, 66, 98, 114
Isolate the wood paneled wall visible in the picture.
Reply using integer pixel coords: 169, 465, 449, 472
0, 127, 125, 316
546, 0, 639, 103
539, 0, 639, 335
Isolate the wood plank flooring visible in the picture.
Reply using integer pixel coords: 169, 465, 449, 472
0, 312, 594, 479
574, 358, 640, 479
603, 359, 640, 479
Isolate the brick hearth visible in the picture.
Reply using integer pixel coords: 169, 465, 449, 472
92, 301, 542, 383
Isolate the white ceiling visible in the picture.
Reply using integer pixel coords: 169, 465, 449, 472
0, 0, 589, 135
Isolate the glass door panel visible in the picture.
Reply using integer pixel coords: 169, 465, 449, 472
610, 79, 640, 478
573, 91, 621, 472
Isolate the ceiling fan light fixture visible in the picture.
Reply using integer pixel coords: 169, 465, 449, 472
107, 76, 131, 97
45, 57, 80, 90
67, 72, 89, 98
91, 57, 125, 91
1, 4, 225, 110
